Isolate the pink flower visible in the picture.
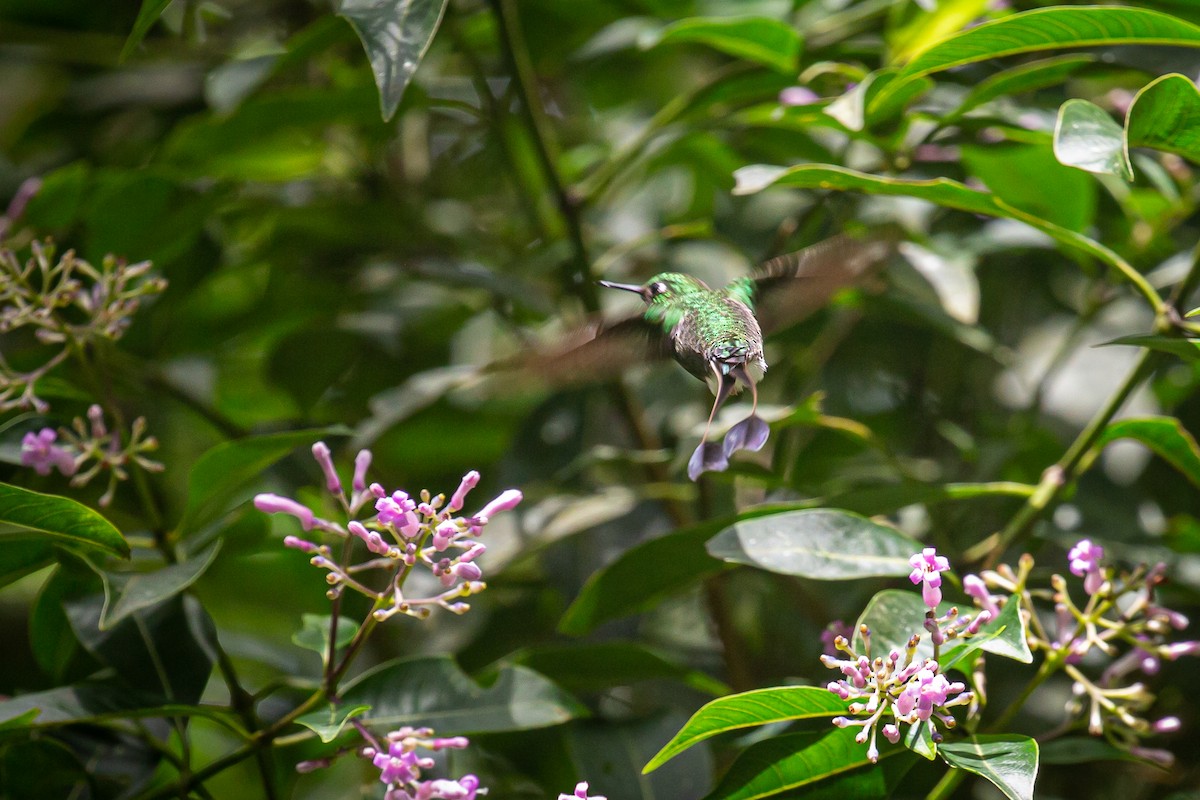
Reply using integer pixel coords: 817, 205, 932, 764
312, 441, 341, 494
908, 548, 950, 609
254, 493, 315, 530
20, 428, 77, 476
560, 782, 606, 800
476, 489, 523, 520
779, 86, 819, 106
1068, 539, 1105, 594
448, 470, 480, 512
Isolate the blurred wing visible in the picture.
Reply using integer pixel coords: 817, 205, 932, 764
752, 231, 894, 336
486, 315, 673, 391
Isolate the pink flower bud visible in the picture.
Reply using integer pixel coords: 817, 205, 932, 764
476, 489, 522, 520
448, 470, 480, 512
312, 442, 341, 494
352, 449, 372, 492
283, 536, 319, 552
254, 493, 315, 530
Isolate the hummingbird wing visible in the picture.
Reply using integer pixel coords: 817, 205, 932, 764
750, 232, 894, 337
486, 314, 674, 389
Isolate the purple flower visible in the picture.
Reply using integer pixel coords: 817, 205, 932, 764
779, 86, 818, 106
909, 548, 951, 609
476, 489, 522, 520
254, 493, 315, 530
353, 449, 372, 492
448, 470, 480, 512
820, 620, 853, 656
20, 428, 77, 476
560, 782, 606, 800
1068, 539, 1105, 594
377, 491, 421, 537
312, 441, 341, 494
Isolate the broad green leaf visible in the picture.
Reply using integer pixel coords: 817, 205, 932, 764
904, 718, 937, 760
0, 540, 55, 590
706, 509, 920, 580
559, 519, 729, 635
514, 642, 728, 696
1126, 73, 1200, 166
339, 0, 450, 120
942, 591, 1032, 666
99, 541, 222, 629
854, 590, 949, 664
871, 7, 1200, 116
950, 54, 1096, 120
1096, 417, 1200, 489
644, 16, 802, 74
0, 680, 236, 730
644, 686, 848, 773
939, 735, 1038, 800
1053, 99, 1134, 181
1098, 333, 1200, 361
702, 728, 903, 800
296, 703, 371, 743
822, 70, 932, 132
0, 483, 128, 559
962, 142, 1096, 232
888, 0, 990, 65
732, 164, 1144, 300
292, 613, 359, 662
342, 655, 584, 734
120, 0, 173, 61
178, 427, 346, 536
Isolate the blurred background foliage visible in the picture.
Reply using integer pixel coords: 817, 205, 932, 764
3, 0, 1200, 797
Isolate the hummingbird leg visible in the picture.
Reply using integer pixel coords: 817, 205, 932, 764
723, 365, 770, 456
687, 363, 735, 480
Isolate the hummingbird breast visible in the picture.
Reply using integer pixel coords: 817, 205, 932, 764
670, 294, 766, 393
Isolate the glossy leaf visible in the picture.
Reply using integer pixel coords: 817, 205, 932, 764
888, 0, 990, 65
339, 0, 450, 120
939, 735, 1039, 800
1096, 417, 1200, 489
0, 483, 128, 559
871, 6, 1200, 115
100, 541, 222, 629
706, 509, 920, 580
950, 54, 1096, 120
121, 0, 173, 61
1127, 73, 1200, 166
178, 427, 346, 536
1098, 333, 1200, 361
1053, 99, 1134, 181
0, 540, 55, 590
644, 686, 848, 773
942, 590, 1032, 666
644, 16, 802, 74
341, 655, 584, 734
703, 727, 902, 800
296, 703, 371, 743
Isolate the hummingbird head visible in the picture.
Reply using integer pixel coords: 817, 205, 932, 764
597, 272, 709, 306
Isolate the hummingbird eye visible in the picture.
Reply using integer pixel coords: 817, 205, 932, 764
649, 281, 669, 297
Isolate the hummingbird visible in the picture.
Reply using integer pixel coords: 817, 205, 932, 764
511, 232, 892, 480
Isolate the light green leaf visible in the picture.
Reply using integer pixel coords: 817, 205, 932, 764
121, 0, 173, 61
1053, 99, 1134, 181
292, 614, 359, 663
1126, 73, 1200, 166
888, 0, 990, 65
1096, 417, 1200, 489
904, 718, 937, 760
854, 589, 944, 663
100, 541, 222, 629
871, 6, 1200, 116
942, 591, 1032, 666
644, 16, 802, 74
296, 703, 371, 743
950, 54, 1096, 120
0, 540, 56, 590
940, 735, 1039, 800
644, 686, 848, 773
339, 0, 450, 120
963, 142, 1096, 232
0, 483, 128, 559
341, 655, 584, 734
706, 509, 920, 580
1097, 333, 1200, 361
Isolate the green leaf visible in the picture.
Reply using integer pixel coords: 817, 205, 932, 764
120, 0, 173, 61
1126, 73, 1200, 166
854, 590, 947, 664
292, 613, 359, 662
951, 54, 1096, 120
0, 540, 56, 590
871, 6, 1200, 116
939, 735, 1039, 800
702, 727, 903, 800
904, 718, 937, 760
339, 0, 450, 121
341, 655, 584, 734
296, 703, 371, 743
0, 483, 128, 559
1096, 417, 1200, 489
1098, 333, 1200, 361
0, 680, 235, 730
644, 16, 802, 74
942, 591, 1032, 666
705, 509, 920, 580
644, 686, 849, 773
1039, 737, 1160, 767
1053, 99, 1134, 181
888, 0, 990, 65
99, 542, 222, 630
732, 164, 1138, 295
178, 427, 347, 536
559, 520, 728, 635
964, 142, 1097, 232
513, 642, 729, 696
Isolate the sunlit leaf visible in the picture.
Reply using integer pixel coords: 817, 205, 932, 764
939, 735, 1038, 800
888, 0, 990, 65
942, 590, 1032, 666
121, 0, 173, 61
871, 6, 1200, 116
1053, 99, 1134, 181
0, 483, 128, 559
644, 686, 847, 773
1126, 73, 1200, 166
950, 55, 1095, 120
706, 509, 919, 579
643, 16, 802, 74
1096, 417, 1200, 489
342, 656, 584, 733
296, 703, 371, 743
339, 0, 450, 120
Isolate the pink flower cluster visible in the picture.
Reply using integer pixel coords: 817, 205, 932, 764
20, 428, 76, 476
559, 782, 606, 800
254, 444, 522, 619
361, 727, 483, 800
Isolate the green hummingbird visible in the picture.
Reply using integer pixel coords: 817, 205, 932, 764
517, 232, 892, 480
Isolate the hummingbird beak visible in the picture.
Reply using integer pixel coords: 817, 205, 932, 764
597, 280, 644, 294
